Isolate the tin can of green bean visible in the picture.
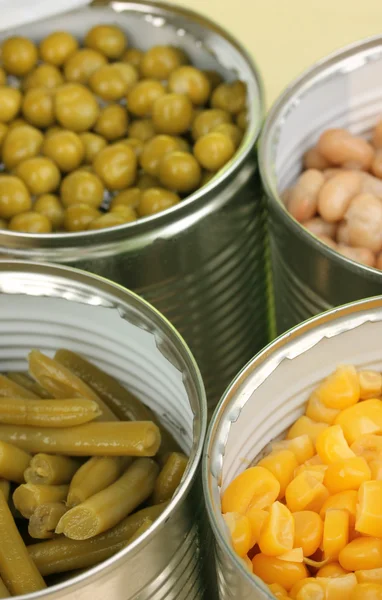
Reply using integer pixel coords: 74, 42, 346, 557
0, 0, 269, 414
203, 295, 382, 599
259, 36, 382, 335
0, 259, 215, 600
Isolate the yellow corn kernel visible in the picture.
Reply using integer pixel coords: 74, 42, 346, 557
294, 465, 327, 478
315, 425, 355, 464
305, 455, 324, 466
272, 435, 315, 465
316, 562, 348, 578
285, 471, 329, 513
306, 395, 340, 425
351, 434, 382, 462
258, 501, 294, 556
278, 548, 304, 562
368, 459, 382, 480
350, 582, 382, 599
258, 450, 298, 499
268, 582, 289, 598
221, 466, 280, 514
290, 578, 323, 598
223, 512, 253, 557
355, 567, 382, 584
320, 490, 357, 527
293, 511, 323, 557
315, 365, 360, 410
355, 480, 382, 538
287, 417, 328, 445
324, 457, 371, 494
323, 573, 357, 600
358, 370, 382, 400
322, 509, 349, 560
295, 581, 325, 599
339, 537, 382, 571
252, 553, 308, 591
245, 507, 268, 543
334, 399, 382, 445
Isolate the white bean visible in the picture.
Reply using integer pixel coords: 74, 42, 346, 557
317, 171, 362, 222
287, 169, 324, 222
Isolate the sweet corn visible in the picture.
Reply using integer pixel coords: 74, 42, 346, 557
339, 537, 382, 571
258, 450, 298, 499
315, 365, 360, 410
334, 399, 382, 444
324, 457, 371, 494
258, 502, 294, 556
350, 582, 382, 599
278, 548, 304, 563
293, 511, 323, 557
245, 507, 268, 542
320, 491, 357, 527
355, 480, 382, 538
358, 370, 382, 400
268, 582, 289, 598
368, 459, 382, 480
306, 395, 340, 425
355, 567, 382, 585
322, 509, 349, 559
272, 435, 315, 465
290, 578, 323, 598
304, 455, 323, 466
351, 434, 382, 462
316, 562, 348, 578
252, 553, 308, 591
315, 425, 355, 464
287, 417, 328, 444
223, 512, 253, 557
285, 472, 329, 513
323, 573, 357, 600
294, 465, 327, 478
221, 467, 280, 514
295, 581, 324, 599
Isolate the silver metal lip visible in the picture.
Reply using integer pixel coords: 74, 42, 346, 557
0, 0, 264, 247
0, 258, 207, 600
202, 293, 382, 598
258, 34, 382, 278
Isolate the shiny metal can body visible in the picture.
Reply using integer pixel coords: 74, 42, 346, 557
259, 36, 382, 335
0, 259, 214, 600
203, 295, 382, 599
0, 0, 269, 412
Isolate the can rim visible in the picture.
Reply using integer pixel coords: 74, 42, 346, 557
202, 293, 382, 596
0, 259, 207, 599
0, 0, 265, 247
258, 34, 382, 279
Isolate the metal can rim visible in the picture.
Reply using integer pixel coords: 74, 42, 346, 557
0, 0, 265, 246
202, 292, 382, 597
0, 258, 207, 599
258, 34, 382, 278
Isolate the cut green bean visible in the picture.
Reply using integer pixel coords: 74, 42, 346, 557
0, 441, 31, 483
0, 481, 10, 502
67, 456, 128, 507
28, 502, 167, 576
25, 454, 80, 485
0, 397, 101, 427
28, 503, 67, 539
7, 373, 50, 399
55, 349, 182, 459
28, 350, 117, 421
13, 483, 69, 518
0, 375, 38, 399
0, 578, 10, 598
127, 518, 153, 542
0, 421, 161, 456
0, 492, 46, 595
56, 458, 159, 539
152, 451, 188, 504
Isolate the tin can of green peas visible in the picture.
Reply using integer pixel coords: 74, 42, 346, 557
0, 0, 270, 416
0, 259, 215, 600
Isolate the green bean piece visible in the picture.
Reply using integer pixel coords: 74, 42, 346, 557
0, 375, 38, 399
0, 481, 10, 502
13, 483, 69, 519
67, 456, 128, 507
0, 492, 46, 594
0, 397, 101, 427
55, 349, 183, 459
28, 350, 118, 421
0, 578, 10, 598
56, 458, 159, 539
28, 503, 67, 539
127, 518, 153, 542
0, 421, 161, 456
152, 451, 188, 504
7, 373, 51, 399
25, 454, 80, 485
28, 502, 167, 576
0, 441, 31, 483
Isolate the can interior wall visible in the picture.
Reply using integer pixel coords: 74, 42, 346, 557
0, 260, 209, 600
259, 37, 382, 334
203, 295, 382, 599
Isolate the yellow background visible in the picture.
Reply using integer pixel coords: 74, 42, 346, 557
166, 0, 381, 110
